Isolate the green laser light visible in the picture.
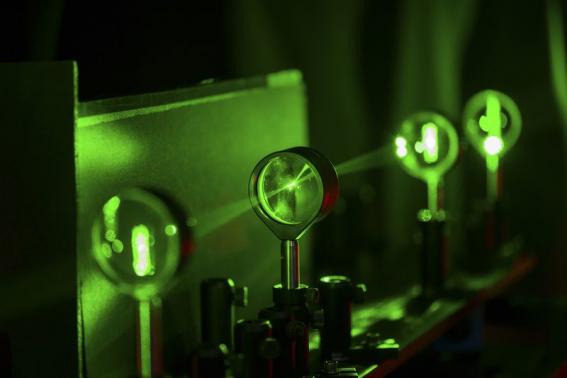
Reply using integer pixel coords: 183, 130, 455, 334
92, 188, 190, 300
250, 147, 339, 289
395, 136, 408, 158
394, 112, 459, 212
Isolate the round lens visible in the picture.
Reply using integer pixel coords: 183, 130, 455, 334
92, 189, 181, 300
394, 112, 458, 182
463, 90, 522, 157
257, 154, 324, 225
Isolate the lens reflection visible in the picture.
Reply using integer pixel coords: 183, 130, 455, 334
92, 190, 181, 300
257, 154, 323, 225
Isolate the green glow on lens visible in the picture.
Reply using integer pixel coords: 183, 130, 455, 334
483, 136, 503, 156
463, 90, 521, 158
394, 112, 458, 211
101, 243, 112, 258
479, 95, 504, 158
257, 155, 323, 225
164, 224, 177, 236
93, 190, 182, 301
112, 239, 124, 253
414, 122, 439, 164
479, 95, 502, 135
395, 136, 408, 158
103, 196, 121, 242
131, 225, 155, 277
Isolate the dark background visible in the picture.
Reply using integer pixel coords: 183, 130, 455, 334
3, 0, 567, 376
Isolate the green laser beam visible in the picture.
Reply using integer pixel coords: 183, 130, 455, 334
335, 146, 394, 176
195, 146, 392, 239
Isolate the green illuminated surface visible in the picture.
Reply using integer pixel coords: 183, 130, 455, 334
92, 190, 181, 300
394, 112, 458, 211
257, 154, 323, 225
76, 70, 308, 377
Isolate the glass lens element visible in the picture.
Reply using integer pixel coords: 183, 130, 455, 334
92, 189, 181, 300
394, 112, 458, 183
463, 90, 521, 158
257, 154, 324, 225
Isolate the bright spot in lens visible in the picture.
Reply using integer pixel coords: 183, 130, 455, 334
165, 224, 177, 236
395, 137, 408, 158
257, 155, 324, 225
112, 239, 124, 253
414, 123, 438, 164
131, 224, 155, 277
93, 190, 183, 300
483, 136, 503, 156
101, 243, 112, 258
105, 230, 116, 242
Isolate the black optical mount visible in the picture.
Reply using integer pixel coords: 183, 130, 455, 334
258, 284, 324, 378
418, 210, 449, 300
233, 319, 280, 378
190, 278, 248, 378
318, 275, 399, 366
